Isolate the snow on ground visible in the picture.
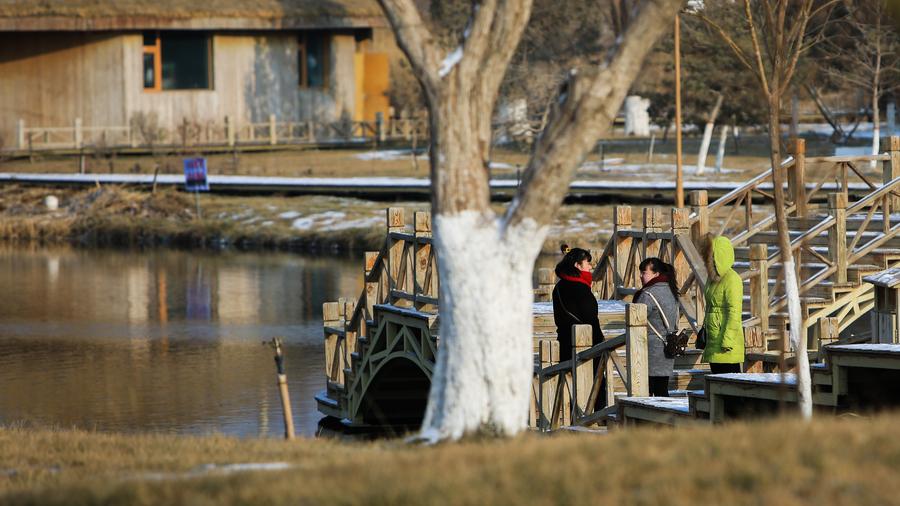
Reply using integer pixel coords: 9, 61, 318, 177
579, 162, 742, 174
799, 121, 898, 141
354, 149, 415, 161
288, 210, 381, 231
278, 211, 301, 219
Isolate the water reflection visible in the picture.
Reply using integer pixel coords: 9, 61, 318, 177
0, 245, 361, 437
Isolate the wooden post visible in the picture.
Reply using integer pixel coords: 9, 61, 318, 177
225, 116, 235, 147
818, 317, 839, 349
614, 206, 633, 295
743, 325, 766, 354
364, 251, 380, 319
323, 302, 342, 383
643, 207, 663, 260
689, 190, 709, 247
674, 13, 684, 208
536, 268, 556, 302
670, 208, 690, 278
267, 338, 295, 440
884, 136, 900, 211
625, 303, 649, 396
387, 208, 405, 302
539, 339, 560, 431
789, 138, 807, 217
571, 324, 593, 419
269, 114, 277, 145
74, 117, 83, 149
749, 243, 769, 332
16, 118, 24, 150
375, 112, 385, 143
828, 193, 848, 284
414, 211, 433, 307
343, 300, 357, 374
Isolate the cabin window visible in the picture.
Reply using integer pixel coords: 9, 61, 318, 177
298, 32, 329, 88
143, 31, 212, 91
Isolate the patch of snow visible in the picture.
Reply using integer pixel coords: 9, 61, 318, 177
261, 221, 274, 227
291, 217, 315, 230
138, 462, 292, 481
827, 343, 900, 353
489, 162, 515, 170
622, 396, 690, 413
279, 211, 301, 219
709, 373, 797, 385
439, 46, 464, 78
326, 216, 381, 231
354, 149, 417, 161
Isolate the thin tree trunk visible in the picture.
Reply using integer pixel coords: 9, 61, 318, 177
769, 95, 812, 420
715, 124, 729, 173
872, 87, 880, 169
697, 93, 723, 174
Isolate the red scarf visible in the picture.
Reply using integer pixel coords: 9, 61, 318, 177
559, 270, 592, 287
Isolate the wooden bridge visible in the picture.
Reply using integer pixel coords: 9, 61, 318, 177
316, 137, 900, 432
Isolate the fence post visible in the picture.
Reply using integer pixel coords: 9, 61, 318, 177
364, 251, 380, 321
74, 117, 83, 149
269, 114, 277, 146
671, 208, 691, 295
614, 206, 633, 295
885, 136, 900, 211
323, 302, 342, 384
571, 324, 593, 420
789, 138, 807, 218
625, 303, 649, 396
539, 339, 560, 431
375, 112, 385, 144
386, 208, 405, 302
642, 207, 663, 260
343, 301, 357, 378
16, 118, 25, 150
828, 193, 848, 284
689, 190, 709, 246
225, 116, 235, 147
749, 243, 769, 332
414, 211, 433, 308
536, 268, 556, 302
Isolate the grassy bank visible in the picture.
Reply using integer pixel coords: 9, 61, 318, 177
2, 414, 899, 505
0, 184, 619, 255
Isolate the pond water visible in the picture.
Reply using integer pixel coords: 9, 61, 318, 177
0, 245, 362, 438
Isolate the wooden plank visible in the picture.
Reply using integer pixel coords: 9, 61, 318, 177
572, 324, 593, 419
828, 193, 848, 284
625, 303, 649, 396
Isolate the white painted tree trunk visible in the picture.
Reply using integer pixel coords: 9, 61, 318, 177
714, 125, 729, 173
872, 91, 881, 170
419, 212, 547, 441
783, 259, 812, 419
697, 94, 724, 175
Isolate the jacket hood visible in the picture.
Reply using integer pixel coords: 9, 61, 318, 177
712, 236, 734, 276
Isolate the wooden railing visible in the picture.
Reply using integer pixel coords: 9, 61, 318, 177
11, 116, 431, 152
531, 305, 648, 430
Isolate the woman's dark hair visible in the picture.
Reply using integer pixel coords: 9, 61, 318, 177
639, 257, 678, 295
555, 244, 592, 278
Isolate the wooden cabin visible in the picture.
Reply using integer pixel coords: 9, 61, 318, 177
0, 0, 395, 148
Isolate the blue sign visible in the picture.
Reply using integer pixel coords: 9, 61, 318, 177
183, 157, 209, 192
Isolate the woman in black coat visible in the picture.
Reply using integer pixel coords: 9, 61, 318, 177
552, 245, 604, 362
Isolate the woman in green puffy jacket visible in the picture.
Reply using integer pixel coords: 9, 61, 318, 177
702, 235, 745, 373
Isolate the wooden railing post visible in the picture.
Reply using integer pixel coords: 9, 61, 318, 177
614, 206, 633, 295
818, 316, 840, 350
828, 193, 848, 284
885, 136, 900, 211
571, 324, 593, 419
538, 339, 560, 431
16, 118, 25, 150
789, 138, 807, 217
749, 243, 770, 332
269, 114, 277, 145
671, 208, 691, 290
343, 300, 357, 375
74, 117, 83, 149
414, 211, 433, 309
643, 207, 663, 260
225, 116, 235, 147
625, 303, 649, 397
364, 251, 380, 319
690, 190, 709, 246
323, 302, 342, 384
386, 208, 405, 303
536, 268, 556, 302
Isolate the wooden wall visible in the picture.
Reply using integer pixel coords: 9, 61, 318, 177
0, 28, 396, 145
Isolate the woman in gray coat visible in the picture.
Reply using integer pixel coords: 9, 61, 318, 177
633, 257, 680, 397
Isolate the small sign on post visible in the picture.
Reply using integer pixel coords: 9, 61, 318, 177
183, 157, 209, 218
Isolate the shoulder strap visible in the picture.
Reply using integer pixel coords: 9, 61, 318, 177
644, 290, 674, 335
554, 287, 583, 324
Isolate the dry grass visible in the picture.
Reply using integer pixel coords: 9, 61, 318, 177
2, 414, 900, 505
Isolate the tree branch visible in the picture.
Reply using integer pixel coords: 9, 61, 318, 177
504, 0, 683, 230
377, 0, 442, 93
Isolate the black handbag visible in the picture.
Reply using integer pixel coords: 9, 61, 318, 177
644, 292, 690, 359
695, 327, 707, 350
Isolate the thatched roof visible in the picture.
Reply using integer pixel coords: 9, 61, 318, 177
0, 0, 386, 31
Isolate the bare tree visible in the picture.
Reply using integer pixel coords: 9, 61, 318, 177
820, 0, 900, 163
692, 0, 836, 420
378, 0, 684, 441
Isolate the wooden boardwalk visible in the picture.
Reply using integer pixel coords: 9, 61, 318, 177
316, 137, 900, 432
